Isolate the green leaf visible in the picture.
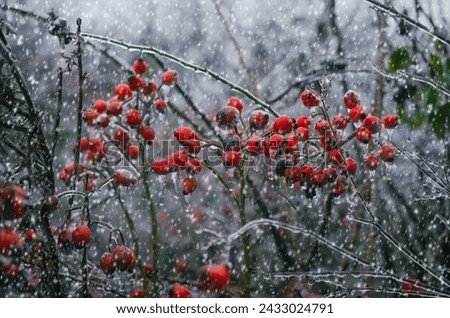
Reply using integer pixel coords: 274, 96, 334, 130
425, 87, 440, 106
429, 102, 450, 138
430, 54, 443, 77
412, 113, 424, 128
389, 47, 412, 73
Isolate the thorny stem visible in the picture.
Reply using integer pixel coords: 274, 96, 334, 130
140, 142, 160, 297
52, 68, 63, 157
364, 0, 450, 47
79, 32, 280, 117
238, 162, 251, 297
66, 18, 85, 225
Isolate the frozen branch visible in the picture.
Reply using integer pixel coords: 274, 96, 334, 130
364, 0, 450, 47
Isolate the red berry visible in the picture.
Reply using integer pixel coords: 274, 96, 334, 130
126, 109, 142, 127
151, 159, 171, 175
325, 167, 337, 183
162, 69, 178, 86
58, 228, 72, 248
0, 184, 27, 220
112, 245, 136, 272
71, 225, 91, 249
356, 127, 372, 144
107, 98, 123, 116
344, 158, 357, 175
199, 263, 230, 293
185, 139, 202, 154
365, 155, 379, 171
0, 229, 23, 255
332, 115, 348, 130
169, 284, 192, 298
383, 114, 399, 129
320, 132, 340, 151
59, 170, 70, 183
349, 106, 367, 123
216, 106, 239, 129
79, 137, 90, 152
343, 90, 360, 109
328, 149, 344, 165
379, 145, 395, 163
186, 158, 203, 175
169, 150, 189, 170
174, 127, 199, 145
127, 145, 140, 160
246, 135, 264, 155
114, 83, 132, 101
284, 135, 299, 153
133, 58, 148, 75
114, 128, 130, 147
143, 80, 158, 96
140, 124, 155, 142
333, 177, 347, 197
191, 209, 205, 223
176, 259, 188, 273
3, 265, 20, 280
83, 110, 99, 126
315, 119, 331, 136
93, 99, 107, 113
182, 177, 197, 195
301, 89, 320, 108
227, 97, 244, 113
249, 110, 269, 130
130, 289, 145, 298
295, 126, 310, 142
100, 253, 115, 275
128, 75, 146, 91
296, 115, 311, 128
402, 276, 421, 292
312, 170, 326, 187
114, 169, 137, 187
154, 99, 167, 112
223, 150, 241, 168
273, 115, 294, 135
25, 229, 37, 241
363, 115, 382, 134
85, 180, 95, 191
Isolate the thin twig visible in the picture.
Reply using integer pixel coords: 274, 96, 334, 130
79, 32, 280, 117
364, 0, 450, 47
52, 68, 63, 157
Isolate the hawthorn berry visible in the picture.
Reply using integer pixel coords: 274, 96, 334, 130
0, 229, 23, 255
0, 184, 27, 220
295, 126, 309, 142
126, 109, 142, 127
112, 245, 136, 272
78, 137, 90, 152
127, 145, 140, 160
312, 170, 326, 187
176, 259, 188, 273
296, 115, 311, 128
93, 99, 108, 113
72, 225, 91, 249
169, 284, 192, 298
199, 263, 230, 293
143, 80, 158, 96
383, 114, 399, 129
182, 177, 197, 195
314, 119, 331, 135
227, 97, 244, 113
151, 159, 171, 175
140, 124, 155, 142
114, 128, 130, 147
365, 155, 379, 171
144, 264, 155, 276
379, 145, 395, 163
25, 229, 37, 241
284, 135, 299, 153
107, 98, 123, 116
130, 289, 145, 298
58, 228, 72, 248
249, 110, 270, 130
216, 106, 240, 129
402, 276, 421, 292
333, 177, 347, 197
154, 99, 167, 112
273, 115, 294, 135
3, 265, 20, 280
161, 69, 178, 86
343, 90, 360, 109
246, 135, 265, 155
186, 158, 202, 175
133, 58, 148, 75
223, 150, 241, 168
174, 127, 199, 145
169, 150, 189, 170
356, 127, 372, 144
114, 83, 132, 101
301, 89, 320, 108
185, 139, 202, 154
344, 158, 357, 176
325, 167, 337, 183
83, 110, 99, 125
349, 106, 367, 123
332, 115, 348, 130
128, 75, 146, 91
100, 253, 115, 275
363, 115, 382, 134
114, 169, 138, 187
328, 149, 345, 165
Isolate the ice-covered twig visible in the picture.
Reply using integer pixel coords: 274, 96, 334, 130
364, 0, 450, 47
79, 32, 280, 117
